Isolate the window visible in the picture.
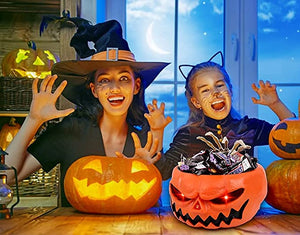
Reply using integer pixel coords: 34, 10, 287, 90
89, 0, 299, 206
126, 0, 224, 150
257, 0, 300, 168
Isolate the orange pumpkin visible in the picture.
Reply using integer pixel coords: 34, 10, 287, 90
0, 118, 21, 150
268, 101, 300, 159
265, 159, 300, 214
64, 155, 162, 214
1, 41, 59, 79
169, 164, 267, 229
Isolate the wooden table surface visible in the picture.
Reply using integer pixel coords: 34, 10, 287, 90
0, 206, 299, 235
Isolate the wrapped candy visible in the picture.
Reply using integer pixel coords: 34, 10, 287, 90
177, 132, 258, 175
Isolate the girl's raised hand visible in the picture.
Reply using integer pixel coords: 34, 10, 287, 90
251, 80, 280, 106
145, 99, 172, 131
29, 75, 74, 124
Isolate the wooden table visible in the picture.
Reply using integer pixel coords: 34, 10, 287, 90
0, 206, 299, 234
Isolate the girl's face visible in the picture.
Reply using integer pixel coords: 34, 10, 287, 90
190, 69, 232, 120
90, 66, 141, 117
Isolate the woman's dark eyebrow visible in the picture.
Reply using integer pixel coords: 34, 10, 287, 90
118, 70, 131, 75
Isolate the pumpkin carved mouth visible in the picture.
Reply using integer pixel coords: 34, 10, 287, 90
171, 200, 249, 227
271, 137, 300, 154
73, 177, 157, 200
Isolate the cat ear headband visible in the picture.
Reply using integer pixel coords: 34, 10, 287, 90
179, 51, 224, 80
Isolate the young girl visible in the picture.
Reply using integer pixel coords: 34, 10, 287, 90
155, 51, 295, 180
5, 20, 172, 206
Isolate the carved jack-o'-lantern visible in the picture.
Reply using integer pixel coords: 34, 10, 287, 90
64, 155, 162, 214
268, 101, 300, 159
169, 164, 267, 229
1, 41, 59, 79
0, 118, 21, 150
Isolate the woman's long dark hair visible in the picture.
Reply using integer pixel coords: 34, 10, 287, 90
72, 69, 150, 132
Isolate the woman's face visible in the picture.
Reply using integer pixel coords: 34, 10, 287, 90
90, 66, 141, 117
190, 69, 232, 120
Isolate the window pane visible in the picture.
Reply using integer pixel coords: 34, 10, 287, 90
258, 1, 300, 84
257, 1, 300, 168
144, 84, 175, 150
178, 0, 224, 81
126, 0, 175, 82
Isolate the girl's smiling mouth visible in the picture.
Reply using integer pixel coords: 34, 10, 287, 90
211, 100, 225, 111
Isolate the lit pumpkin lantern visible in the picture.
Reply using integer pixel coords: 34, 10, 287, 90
1, 41, 59, 79
169, 164, 267, 229
0, 117, 21, 150
64, 155, 162, 214
265, 159, 300, 214
268, 100, 300, 159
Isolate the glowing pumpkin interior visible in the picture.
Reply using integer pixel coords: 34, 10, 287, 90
64, 155, 162, 214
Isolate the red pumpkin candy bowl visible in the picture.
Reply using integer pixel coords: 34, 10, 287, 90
169, 164, 267, 229
268, 100, 300, 159
64, 155, 162, 214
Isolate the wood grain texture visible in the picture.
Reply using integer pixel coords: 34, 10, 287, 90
1, 206, 299, 235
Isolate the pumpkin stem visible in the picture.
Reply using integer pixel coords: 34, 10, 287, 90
27, 40, 37, 51
9, 117, 17, 126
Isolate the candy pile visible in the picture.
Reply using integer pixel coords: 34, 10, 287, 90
178, 132, 258, 175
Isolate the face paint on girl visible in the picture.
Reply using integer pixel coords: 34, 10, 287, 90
190, 70, 232, 120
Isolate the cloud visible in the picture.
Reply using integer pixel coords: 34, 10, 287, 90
262, 28, 277, 33
258, 12, 273, 23
210, 0, 223, 15
283, 10, 295, 21
127, 0, 223, 21
258, 1, 297, 24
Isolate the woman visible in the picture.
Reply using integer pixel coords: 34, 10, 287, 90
6, 20, 172, 206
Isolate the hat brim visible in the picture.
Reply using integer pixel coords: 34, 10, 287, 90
52, 60, 170, 105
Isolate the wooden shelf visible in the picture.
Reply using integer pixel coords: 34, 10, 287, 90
0, 111, 28, 117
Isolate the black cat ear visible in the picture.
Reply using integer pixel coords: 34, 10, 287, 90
208, 51, 224, 67
179, 64, 195, 80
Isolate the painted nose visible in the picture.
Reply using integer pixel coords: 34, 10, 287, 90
110, 81, 120, 92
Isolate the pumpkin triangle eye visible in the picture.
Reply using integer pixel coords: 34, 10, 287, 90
33, 56, 45, 66
131, 160, 149, 173
170, 184, 191, 201
82, 159, 102, 174
211, 188, 244, 204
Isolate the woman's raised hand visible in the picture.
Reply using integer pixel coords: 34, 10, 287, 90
145, 99, 172, 131
29, 75, 74, 124
115, 132, 161, 164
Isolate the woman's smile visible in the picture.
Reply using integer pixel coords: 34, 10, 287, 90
107, 95, 125, 106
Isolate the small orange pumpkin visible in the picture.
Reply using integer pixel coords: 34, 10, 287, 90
64, 155, 162, 214
268, 100, 300, 159
1, 41, 59, 79
0, 117, 21, 150
169, 164, 267, 229
265, 159, 300, 214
